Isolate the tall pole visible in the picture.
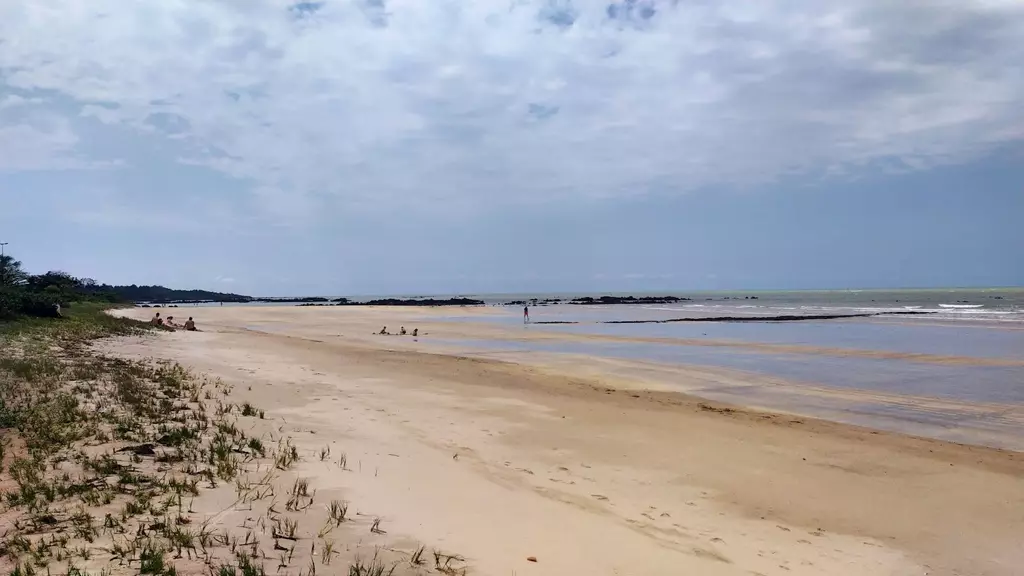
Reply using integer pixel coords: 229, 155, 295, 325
0, 242, 7, 286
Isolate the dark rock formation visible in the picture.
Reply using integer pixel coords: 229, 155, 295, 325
570, 295, 691, 305
503, 298, 563, 306
252, 297, 330, 303
337, 297, 484, 307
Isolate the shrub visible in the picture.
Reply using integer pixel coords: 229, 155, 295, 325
0, 288, 61, 320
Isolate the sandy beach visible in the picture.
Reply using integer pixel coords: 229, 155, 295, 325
107, 305, 1024, 576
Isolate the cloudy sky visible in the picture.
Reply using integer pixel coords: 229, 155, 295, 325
1, 0, 1022, 296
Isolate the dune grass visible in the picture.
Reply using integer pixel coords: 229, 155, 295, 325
0, 306, 265, 574
1, 305, 451, 576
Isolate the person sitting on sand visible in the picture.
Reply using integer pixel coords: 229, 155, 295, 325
412, 328, 418, 337
166, 316, 179, 328
151, 312, 163, 326
184, 317, 198, 331
379, 326, 388, 335
400, 326, 407, 335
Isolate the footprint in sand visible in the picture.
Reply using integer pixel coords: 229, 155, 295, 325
591, 494, 609, 501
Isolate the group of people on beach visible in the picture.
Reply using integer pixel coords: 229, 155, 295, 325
376, 307, 529, 337
150, 312, 199, 331
378, 326, 418, 337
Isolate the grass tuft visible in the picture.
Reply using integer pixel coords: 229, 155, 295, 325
327, 500, 348, 525
348, 550, 396, 576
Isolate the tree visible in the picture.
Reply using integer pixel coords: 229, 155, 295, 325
27, 270, 82, 291
0, 254, 28, 286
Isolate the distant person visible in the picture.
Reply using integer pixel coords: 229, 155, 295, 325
151, 312, 163, 326
379, 326, 388, 335
166, 316, 179, 328
53, 303, 62, 318
400, 327, 407, 335
412, 328, 418, 337
184, 317, 197, 331
524, 305, 530, 324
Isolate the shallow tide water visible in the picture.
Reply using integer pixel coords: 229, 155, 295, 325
432, 300, 1024, 450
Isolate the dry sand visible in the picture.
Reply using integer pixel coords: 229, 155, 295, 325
108, 306, 1024, 576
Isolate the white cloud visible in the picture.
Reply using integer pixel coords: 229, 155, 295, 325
66, 206, 202, 233
0, 0, 1022, 214
0, 112, 122, 172
58, 186, 257, 235
0, 94, 45, 110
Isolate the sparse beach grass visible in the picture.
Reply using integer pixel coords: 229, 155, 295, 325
1, 306, 449, 575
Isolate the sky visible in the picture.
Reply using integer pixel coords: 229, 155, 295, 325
1, 0, 1022, 296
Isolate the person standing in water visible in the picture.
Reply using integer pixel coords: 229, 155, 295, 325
523, 305, 530, 324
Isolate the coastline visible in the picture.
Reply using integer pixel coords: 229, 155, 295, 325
107, 306, 1024, 576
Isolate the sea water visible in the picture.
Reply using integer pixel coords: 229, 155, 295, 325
427, 288, 1024, 449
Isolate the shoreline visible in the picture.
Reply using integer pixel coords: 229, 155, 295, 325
106, 306, 1024, 576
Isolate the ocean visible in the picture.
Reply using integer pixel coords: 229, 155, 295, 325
183, 287, 1024, 319
412, 288, 1024, 449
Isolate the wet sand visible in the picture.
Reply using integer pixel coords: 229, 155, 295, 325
109, 306, 1024, 576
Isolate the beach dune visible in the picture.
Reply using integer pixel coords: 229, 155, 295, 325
108, 306, 1024, 576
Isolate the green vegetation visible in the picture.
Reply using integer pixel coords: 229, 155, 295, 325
94, 285, 251, 305
0, 306, 264, 574
1, 255, 449, 575
0, 302, 149, 340
1, 254, 124, 321
0, 251, 248, 320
